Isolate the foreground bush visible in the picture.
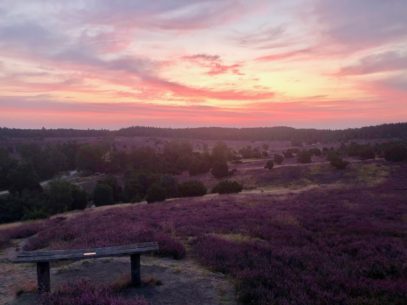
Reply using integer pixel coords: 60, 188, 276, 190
41, 280, 148, 305
212, 180, 243, 194
178, 181, 207, 197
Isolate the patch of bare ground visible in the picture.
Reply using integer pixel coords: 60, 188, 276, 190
2, 242, 236, 305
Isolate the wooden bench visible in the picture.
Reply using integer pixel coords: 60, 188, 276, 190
13, 242, 159, 294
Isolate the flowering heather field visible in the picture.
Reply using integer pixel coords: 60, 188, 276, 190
41, 280, 148, 305
5, 165, 407, 305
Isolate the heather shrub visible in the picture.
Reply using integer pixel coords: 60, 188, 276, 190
41, 279, 148, 305
0, 222, 43, 249
178, 181, 207, 197
264, 160, 274, 170
212, 181, 243, 194
273, 154, 284, 165
154, 233, 186, 259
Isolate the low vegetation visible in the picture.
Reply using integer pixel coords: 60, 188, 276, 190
212, 181, 243, 194
41, 280, 148, 305
264, 160, 274, 170
10, 176, 405, 305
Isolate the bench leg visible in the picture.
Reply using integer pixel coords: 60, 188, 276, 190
37, 262, 50, 294
130, 254, 141, 286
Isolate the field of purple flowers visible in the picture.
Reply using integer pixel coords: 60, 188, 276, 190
41, 280, 148, 305
2, 165, 406, 305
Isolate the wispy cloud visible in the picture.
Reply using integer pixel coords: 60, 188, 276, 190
337, 51, 407, 75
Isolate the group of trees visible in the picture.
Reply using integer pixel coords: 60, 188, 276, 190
93, 173, 243, 205
1, 137, 406, 223
0, 180, 87, 223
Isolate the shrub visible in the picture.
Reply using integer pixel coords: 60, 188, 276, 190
93, 183, 114, 206
384, 144, 407, 162
178, 180, 207, 197
212, 180, 243, 194
146, 183, 167, 203
264, 160, 274, 170
71, 186, 88, 210
283, 149, 295, 158
309, 148, 322, 156
330, 157, 349, 170
358, 145, 376, 160
0, 222, 43, 249
273, 154, 284, 165
188, 158, 211, 176
211, 161, 229, 178
45, 180, 87, 214
297, 150, 312, 163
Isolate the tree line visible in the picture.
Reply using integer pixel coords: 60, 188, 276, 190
1, 122, 406, 142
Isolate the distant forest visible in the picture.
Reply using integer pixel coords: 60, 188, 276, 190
0, 123, 406, 142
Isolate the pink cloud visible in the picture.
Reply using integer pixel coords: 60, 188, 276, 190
256, 48, 313, 62
337, 51, 407, 75
182, 54, 243, 76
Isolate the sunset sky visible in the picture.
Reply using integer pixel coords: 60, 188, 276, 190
0, 0, 406, 129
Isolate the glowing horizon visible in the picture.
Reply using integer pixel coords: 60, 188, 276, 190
0, 0, 406, 129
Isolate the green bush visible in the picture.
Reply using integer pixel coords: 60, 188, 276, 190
212, 180, 243, 194
297, 151, 312, 163
178, 181, 207, 197
384, 144, 407, 162
264, 160, 274, 170
46, 180, 88, 213
146, 183, 167, 203
330, 157, 349, 170
93, 183, 114, 206
211, 161, 229, 178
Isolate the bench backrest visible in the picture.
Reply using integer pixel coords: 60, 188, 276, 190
14, 242, 159, 263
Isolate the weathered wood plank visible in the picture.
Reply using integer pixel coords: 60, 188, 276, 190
14, 242, 159, 263
18, 242, 158, 257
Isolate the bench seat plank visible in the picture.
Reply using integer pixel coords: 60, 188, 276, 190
14, 242, 159, 263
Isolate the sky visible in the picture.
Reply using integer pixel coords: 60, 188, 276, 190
0, 0, 406, 129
